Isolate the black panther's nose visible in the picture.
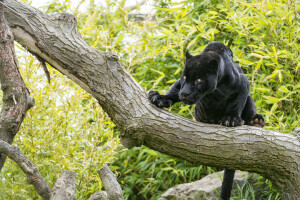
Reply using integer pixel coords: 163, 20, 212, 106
180, 92, 189, 100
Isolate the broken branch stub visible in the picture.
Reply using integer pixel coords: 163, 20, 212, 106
98, 165, 124, 200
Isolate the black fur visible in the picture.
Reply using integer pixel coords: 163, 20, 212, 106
149, 41, 264, 200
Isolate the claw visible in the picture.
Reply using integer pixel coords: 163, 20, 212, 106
248, 114, 265, 127
219, 116, 244, 127
225, 120, 230, 126
152, 96, 158, 102
232, 121, 235, 127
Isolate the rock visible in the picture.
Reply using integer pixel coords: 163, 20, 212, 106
159, 170, 256, 200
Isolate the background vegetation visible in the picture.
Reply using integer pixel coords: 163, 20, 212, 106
0, 0, 299, 199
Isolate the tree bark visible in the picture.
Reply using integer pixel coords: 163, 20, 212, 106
50, 171, 76, 200
88, 191, 108, 200
98, 164, 124, 200
2, 0, 300, 199
0, 0, 34, 170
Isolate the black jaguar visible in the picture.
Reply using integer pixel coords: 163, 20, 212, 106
149, 41, 264, 200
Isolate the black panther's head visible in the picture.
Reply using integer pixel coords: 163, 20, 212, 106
178, 51, 220, 105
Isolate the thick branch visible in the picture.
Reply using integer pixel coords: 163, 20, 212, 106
3, 0, 300, 198
50, 171, 76, 200
98, 165, 124, 200
0, 140, 51, 199
0, 0, 34, 170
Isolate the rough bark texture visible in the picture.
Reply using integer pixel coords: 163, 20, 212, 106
88, 191, 108, 200
50, 171, 76, 200
2, 0, 300, 199
0, 0, 34, 170
0, 140, 51, 199
98, 165, 124, 200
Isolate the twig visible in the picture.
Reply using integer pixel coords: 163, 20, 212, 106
31, 52, 51, 84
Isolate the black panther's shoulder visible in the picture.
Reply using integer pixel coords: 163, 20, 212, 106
203, 42, 243, 74
203, 41, 233, 58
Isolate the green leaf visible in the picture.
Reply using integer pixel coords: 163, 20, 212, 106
174, 67, 182, 75
278, 86, 290, 93
187, 37, 198, 49
166, 79, 177, 84
264, 96, 280, 104
114, 32, 124, 46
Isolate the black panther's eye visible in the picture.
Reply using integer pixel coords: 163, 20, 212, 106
183, 76, 186, 79
195, 79, 203, 87
196, 79, 202, 84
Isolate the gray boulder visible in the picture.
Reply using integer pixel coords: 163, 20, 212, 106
159, 170, 257, 200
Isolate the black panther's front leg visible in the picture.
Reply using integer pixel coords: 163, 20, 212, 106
219, 89, 249, 127
242, 95, 265, 127
148, 79, 181, 108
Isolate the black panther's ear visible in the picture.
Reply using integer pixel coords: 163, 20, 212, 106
208, 59, 219, 74
185, 51, 193, 60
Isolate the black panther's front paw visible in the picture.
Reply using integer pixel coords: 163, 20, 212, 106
249, 114, 265, 127
219, 116, 244, 127
148, 91, 173, 108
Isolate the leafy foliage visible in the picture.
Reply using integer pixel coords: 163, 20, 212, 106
112, 146, 213, 200
0, 44, 119, 199
0, 0, 299, 199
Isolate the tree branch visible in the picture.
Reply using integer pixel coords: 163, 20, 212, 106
0, 140, 51, 199
98, 165, 124, 200
0, 140, 77, 200
3, 0, 300, 198
50, 171, 76, 200
0, 0, 34, 170
88, 191, 108, 200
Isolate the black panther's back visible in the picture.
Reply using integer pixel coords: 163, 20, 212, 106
202, 41, 234, 58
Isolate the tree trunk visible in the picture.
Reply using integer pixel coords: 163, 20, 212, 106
2, 0, 300, 198
0, 0, 34, 170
